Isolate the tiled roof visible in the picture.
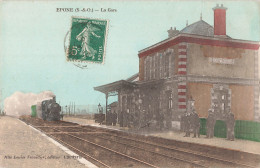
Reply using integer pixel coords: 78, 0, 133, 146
180, 20, 214, 37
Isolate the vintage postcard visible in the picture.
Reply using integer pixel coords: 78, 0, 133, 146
0, 0, 260, 168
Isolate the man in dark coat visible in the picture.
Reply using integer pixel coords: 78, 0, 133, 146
190, 110, 200, 138
183, 112, 191, 137
206, 109, 216, 138
112, 111, 117, 126
106, 110, 112, 125
226, 108, 235, 141
184, 97, 200, 137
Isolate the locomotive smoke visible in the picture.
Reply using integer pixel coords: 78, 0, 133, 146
4, 91, 55, 117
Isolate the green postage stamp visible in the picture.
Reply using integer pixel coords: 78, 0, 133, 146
67, 17, 109, 64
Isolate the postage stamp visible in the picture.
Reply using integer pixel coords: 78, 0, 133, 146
66, 17, 109, 64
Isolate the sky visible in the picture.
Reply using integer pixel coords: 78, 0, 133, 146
0, 0, 259, 107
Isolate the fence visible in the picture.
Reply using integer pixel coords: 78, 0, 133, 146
235, 120, 260, 142
199, 118, 260, 142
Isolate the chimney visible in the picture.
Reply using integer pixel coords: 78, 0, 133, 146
53, 96, 56, 102
167, 27, 179, 38
212, 4, 227, 36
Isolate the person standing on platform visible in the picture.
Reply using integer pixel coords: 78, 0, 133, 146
191, 110, 200, 138
186, 97, 200, 138
206, 109, 216, 138
112, 111, 117, 126
226, 108, 235, 141
183, 112, 191, 137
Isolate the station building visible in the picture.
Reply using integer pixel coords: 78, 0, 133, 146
94, 4, 260, 128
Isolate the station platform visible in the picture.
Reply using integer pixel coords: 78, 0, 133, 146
0, 116, 97, 168
63, 116, 260, 156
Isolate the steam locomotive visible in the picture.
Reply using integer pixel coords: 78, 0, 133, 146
41, 98, 61, 121
33, 96, 62, 121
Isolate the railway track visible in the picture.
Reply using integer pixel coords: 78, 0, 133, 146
53, 127, 203, 168
20, 117, 260, 168
46, 133, 111, 168
59, 125, 258, 168
21, 118, 171, 167
32, 126, 196, 167
76, 125, 260, 168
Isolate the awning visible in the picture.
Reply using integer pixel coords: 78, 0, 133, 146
135, 78, 165, 87
94, 80, 136, 93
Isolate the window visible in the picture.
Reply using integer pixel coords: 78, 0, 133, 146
165, 53, 170, 78
144, 49, 173, 81
149, 57, 152, 80
145, 57, 151, 80
166, 90, 173, 109
122, 96, 127, 111
144, 58, 147, 80
171, 51, 174, 76
155, 54, 159, 79
152, 55, 155, 79
159, 53, 163, 78
162, 53, 166, 78
127, 96, 132, 111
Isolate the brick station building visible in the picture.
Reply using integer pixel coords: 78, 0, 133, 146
94, 4, 260, 128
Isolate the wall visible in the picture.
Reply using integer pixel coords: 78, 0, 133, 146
187, 82, 212, 118
187, 43, 255, 79
138, 46, 178, 81
187, 82, 255, 121
173, 45, 179, 76
139, 57, 145, 81
229, 85, 254, 121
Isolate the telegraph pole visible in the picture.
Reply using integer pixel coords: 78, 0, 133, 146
69, 102, 71, 115
74, 102, 76, 115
